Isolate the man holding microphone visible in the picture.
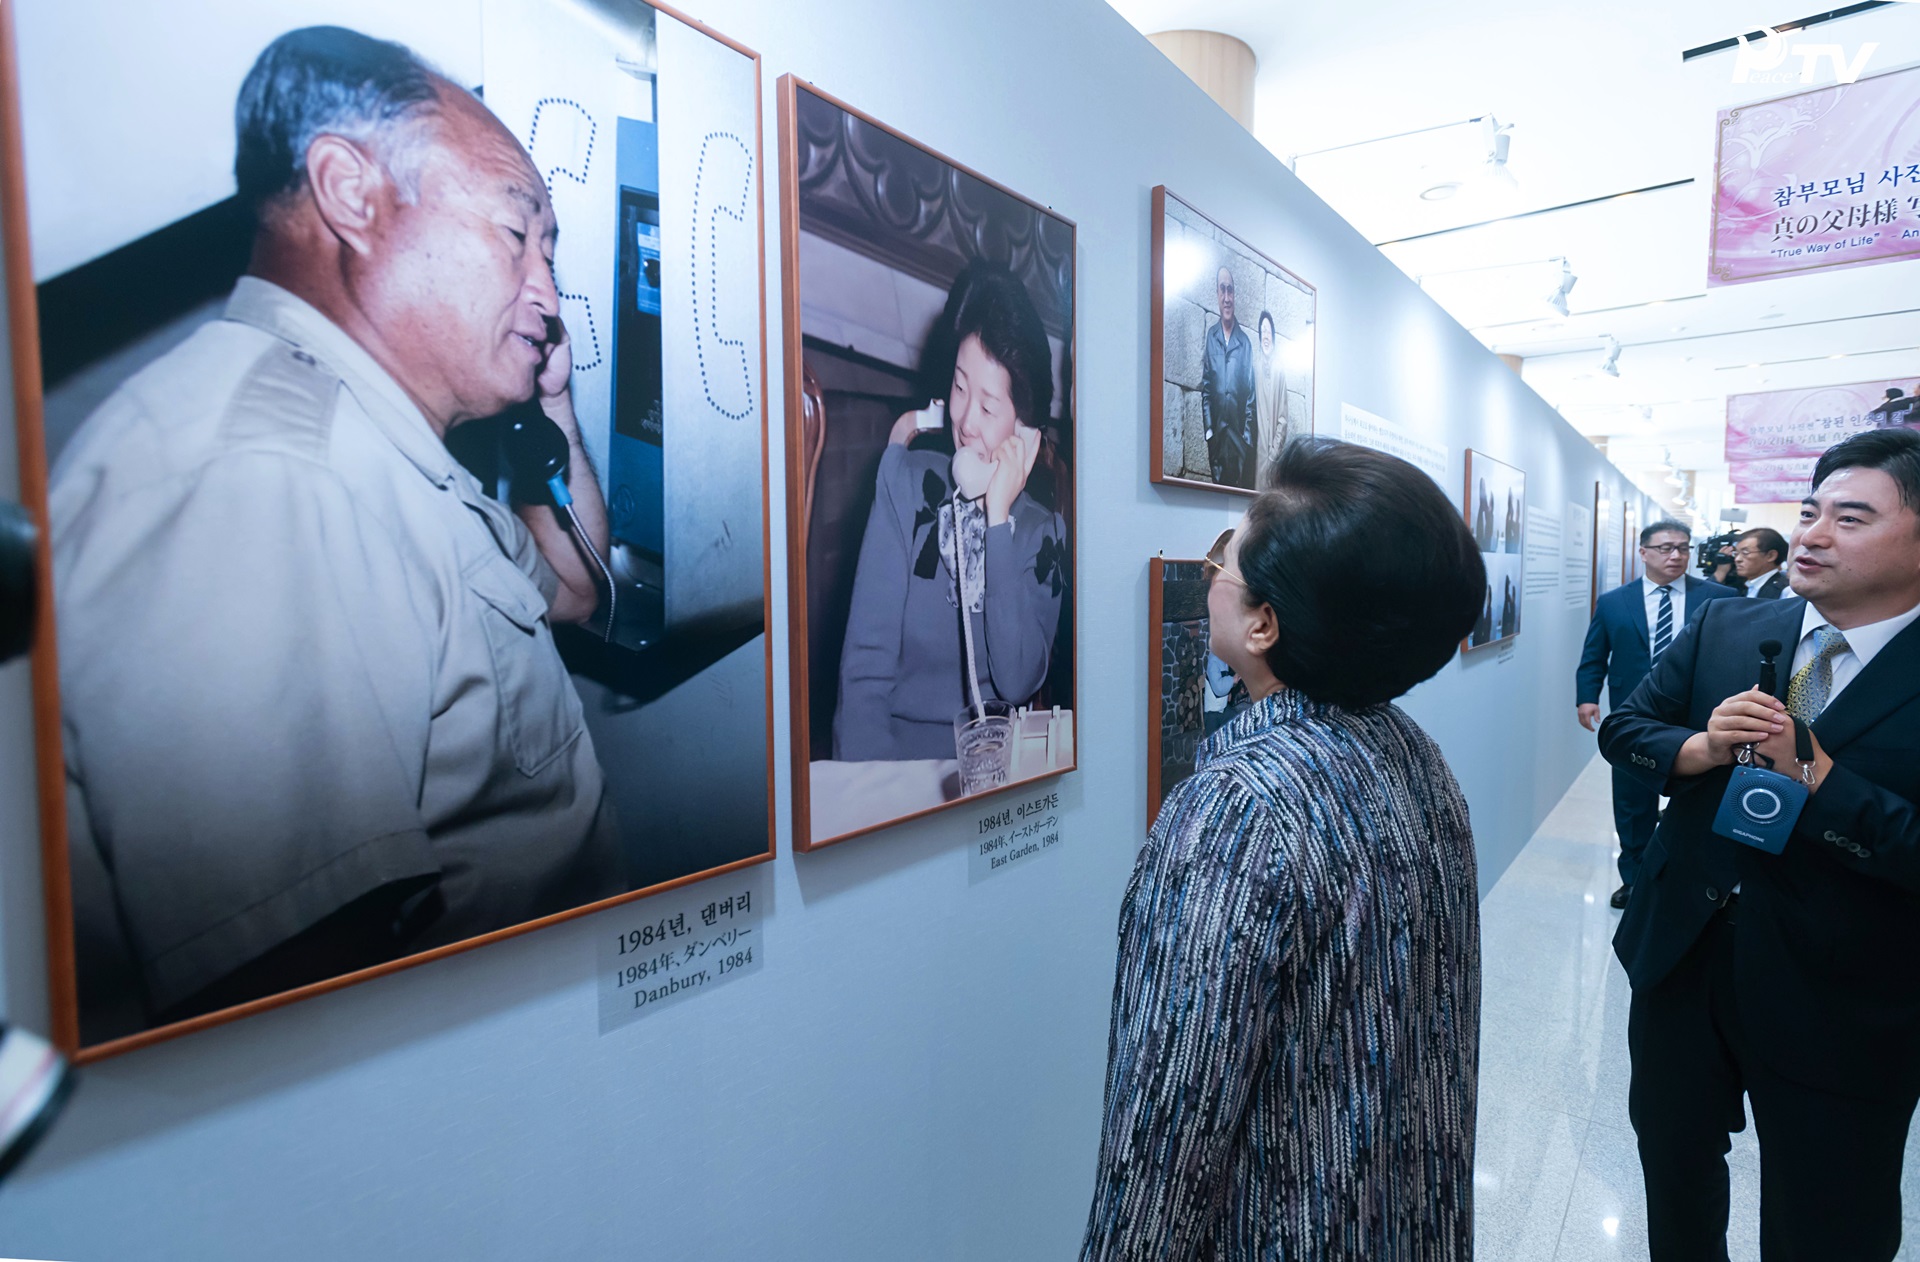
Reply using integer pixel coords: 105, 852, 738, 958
1600, 428, 1920, 1260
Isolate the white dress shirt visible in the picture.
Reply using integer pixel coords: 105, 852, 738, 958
1791, 598, 1920, 704
1746, 568, 1786, 597
1642, 575, 1685, 644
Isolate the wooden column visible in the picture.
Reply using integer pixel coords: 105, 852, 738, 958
1147, 30, 1257, 130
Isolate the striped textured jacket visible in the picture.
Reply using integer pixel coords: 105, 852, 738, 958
1082, 689, 1479, 1261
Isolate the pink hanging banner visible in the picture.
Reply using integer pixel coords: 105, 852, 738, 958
1709, 65, 1920, 287
1726, 455, 1817, 485
1724, 376, 1918, 461
1734, 479, 1817, 505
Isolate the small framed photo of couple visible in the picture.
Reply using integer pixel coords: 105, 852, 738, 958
1149, 186, 1316, 496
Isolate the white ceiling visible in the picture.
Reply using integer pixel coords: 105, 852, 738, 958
1106, 0, 1920, 525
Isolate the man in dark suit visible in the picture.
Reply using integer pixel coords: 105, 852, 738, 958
1578, 520, 1741, 908
1599, 429, 1920, 1260
1733, 526, 1791, 599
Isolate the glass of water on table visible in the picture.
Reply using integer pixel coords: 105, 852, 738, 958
954, 701, 1016, 796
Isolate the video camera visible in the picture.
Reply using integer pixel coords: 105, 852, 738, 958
1697, 529, 1740, 576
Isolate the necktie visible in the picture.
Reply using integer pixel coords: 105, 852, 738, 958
1652, 585, 1674, 657
1786, 626, 1851, 722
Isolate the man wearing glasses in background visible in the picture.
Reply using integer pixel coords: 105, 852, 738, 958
1577, 521, 1741, 908
1732, 527, 1792, 599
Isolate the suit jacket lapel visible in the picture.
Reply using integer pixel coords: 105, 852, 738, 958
1624, 579, 1649, 648
1815, 613, 1920, 752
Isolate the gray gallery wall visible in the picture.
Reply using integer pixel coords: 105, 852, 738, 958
0, 0, 1655, 1257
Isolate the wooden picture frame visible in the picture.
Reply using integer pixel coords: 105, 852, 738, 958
1591, 483, 1617, 615
1146, 557, 1234, 827
5, 0, 775, 1061
778, 75, 1079, 851
1149, 186, 1316, 497
1462, 448, 1525, 653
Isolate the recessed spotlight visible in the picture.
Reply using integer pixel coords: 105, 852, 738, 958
1747, 362, 1761, 368
1420, 182, 1461, 201
1829, 353, 1848, 359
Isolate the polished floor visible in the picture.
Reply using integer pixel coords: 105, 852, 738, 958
1475, 754, 1920, 1261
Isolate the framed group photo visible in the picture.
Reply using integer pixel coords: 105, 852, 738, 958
9, 0, 773, 1058
779, 76, 1078, 850
1150, 186, 1315, 496
1464, 449, 1525, 651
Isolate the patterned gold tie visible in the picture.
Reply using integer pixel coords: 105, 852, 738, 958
1785, 626, 1851, 723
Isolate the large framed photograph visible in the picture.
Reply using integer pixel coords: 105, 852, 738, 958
779, 77, 1077, 850
8, 0, 772, 1059
1147, 558, 1246, 826
1464, 449, 1524, 651
1150, 186, 1315, 496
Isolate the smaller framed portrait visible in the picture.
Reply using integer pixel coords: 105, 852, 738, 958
1464, 450, 1525, 652
1147, 558, 1248, 825
1150, 187, 1315, 496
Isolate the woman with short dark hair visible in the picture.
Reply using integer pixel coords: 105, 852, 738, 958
833, 259, 1069, 762
1082, 437, 1485, 1262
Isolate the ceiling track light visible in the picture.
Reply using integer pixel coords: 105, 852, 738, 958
1482, 115, 1517, 191
1600, 335, 1622, 378
1546, 258, 1577, 317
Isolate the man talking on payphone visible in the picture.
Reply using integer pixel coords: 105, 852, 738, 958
52, 27, 621, 1041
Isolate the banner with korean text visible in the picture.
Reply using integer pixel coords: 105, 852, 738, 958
1710, 65, 1920, 286
1725, 376, 1918, 501
1732, 478, 1816, 505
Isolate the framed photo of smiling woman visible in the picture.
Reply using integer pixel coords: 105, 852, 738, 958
778, 77, 1078, 850
6, 0, 772, 1060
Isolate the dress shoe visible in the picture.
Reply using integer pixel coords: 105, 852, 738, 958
1609, 883, 1631, 910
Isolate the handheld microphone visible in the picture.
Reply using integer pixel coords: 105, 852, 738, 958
1758, 639, 1783, 694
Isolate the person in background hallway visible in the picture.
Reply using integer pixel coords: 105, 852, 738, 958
1733, 526, 1791, 599
1710, 551, 1740, 589
1082, 438, 1484, 1262
1602, 428, 1920, 1261
1577, 520, 1740, 910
